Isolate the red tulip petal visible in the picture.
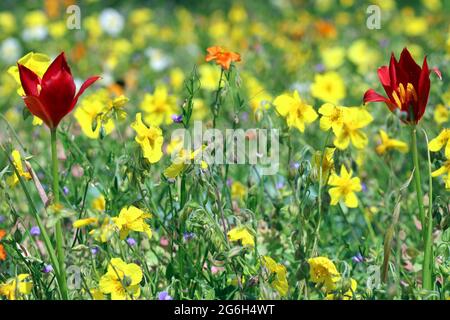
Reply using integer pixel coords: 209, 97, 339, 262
399, 47, 421, 86
70, 76, 101, 111
17, 64, 41, 96
391, 52, 409, 88
432, 67, 442, 80
23, 95, 53, 128
417, 57, 431, 122
377, 66, 390, 86
377, 65, 396, 101
363, 89, 397, 112
39, 53, 77, 127
363, 89, 389, 103
42, 52, 73, 83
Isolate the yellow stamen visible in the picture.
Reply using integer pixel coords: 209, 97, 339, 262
392, 91, 402, 108
398, 83, 406, 104
406, 83, 418, 102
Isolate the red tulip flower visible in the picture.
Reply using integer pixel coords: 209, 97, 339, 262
363, 48, 441, 124
17, 52, 100, 129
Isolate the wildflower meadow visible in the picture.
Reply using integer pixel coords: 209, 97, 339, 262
0, 0, 449, 305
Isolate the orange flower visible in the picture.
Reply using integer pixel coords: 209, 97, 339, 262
205, 46, 241, 70
0, 229, 6, 261
315, 21, 337, 39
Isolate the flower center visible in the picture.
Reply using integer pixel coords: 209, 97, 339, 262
392, 82, 417, 109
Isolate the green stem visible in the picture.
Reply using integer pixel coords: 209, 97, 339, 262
311, 131, 331, 256
422, 129, 434, 292
50, 129, 68, 299
410, 126, 432, 291
212, 68, 224, 129
410, 127, 425, 232
0, 144, 65, 299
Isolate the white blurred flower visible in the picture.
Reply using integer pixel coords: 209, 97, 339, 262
145, 48, 172, 72
22, 26, 48, 41
99, 8, 124, 37
99, 72, 114, 86
290, 82, 310, 95
0, 38, 22, 64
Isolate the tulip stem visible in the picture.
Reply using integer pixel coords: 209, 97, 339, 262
50, 128, 69, 299
410, 126, 432, 291
410, 127, 425, 230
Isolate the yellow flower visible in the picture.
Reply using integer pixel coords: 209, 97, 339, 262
8, 52, 51, 126
273, 90, 318, 132
24, 10, 47, 27
92, 195, 106, 211
166, 135, 184, 156
91, 220, 116, 243
328, 165, 362, 208
375, 130, 408, 155
313, 147, 335, 182
73, 217, 99, 228
228, 226, 255, 247
191, 99, 208, 121
164, 147, 207, 179
130, 8, 153, 26
262, 256, 289, 297
99, 258, 143, 300
140, 85, 177, 126
403, 16, 427, 37
434, 104, 449, 125
0, 12, 16, 34
170, 68, 185, 91
321, 47, 345, 70
333, 108, 373, 150
429, 128, 450, 158
0, 274, 33, 300
431, 157, 450, 190
228, 4, 247, 23
198, 64, 221, 91
231, 181, 247, 200
112, 206, 152, 240
318, 103, 346, 132
90, 288, 105, 300
311, 72, 346, 105
104, 95, 129, 121
8, 52, 50, 96
243, 72, 272, 114
347, 40, 380, 74
7, 150, 32, 187
325, 278, 357, 300
131, 113, 164, 164
74, 90, 115, 139
73, 217, 115, 243
49, 21, 67, 38
308, 257, 341, 291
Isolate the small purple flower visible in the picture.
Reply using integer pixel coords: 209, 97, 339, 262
290, 161, 300, 170
183, 232, 195, 242
171, 114, 183, 123
361, 183, 367, 192
90, 246, 99, 255
352, 252, 364, 263
63, 186, 69, 195
30, 226, 40, 236
315, 63, 325, 73
158, 291, 173, 300
379, 39, 389, 48
0, 215, 5, 223
240, 112, 249, 122
126, 237, 137, 246
226, 178, 233, 187
42, 264, 53, 273
276, 181, 285, 190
